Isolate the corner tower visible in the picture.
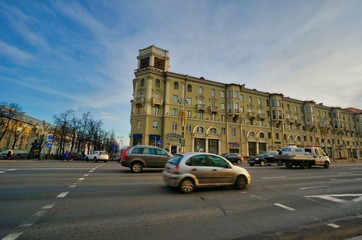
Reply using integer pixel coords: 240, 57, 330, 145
137, 45, 170, 71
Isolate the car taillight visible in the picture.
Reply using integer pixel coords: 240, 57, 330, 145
172, 163, 180, 174
122, 151, 127, 158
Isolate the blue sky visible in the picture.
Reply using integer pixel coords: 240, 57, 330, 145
1, 0, 362, 145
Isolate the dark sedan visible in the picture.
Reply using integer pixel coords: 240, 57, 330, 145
248, 151, 281, 166
221, 153, 243, 165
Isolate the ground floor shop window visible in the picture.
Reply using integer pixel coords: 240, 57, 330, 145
208, 139, 219, 154
258, 142, 267, 153
194, 138, 205, 152
248, 142, 257, 156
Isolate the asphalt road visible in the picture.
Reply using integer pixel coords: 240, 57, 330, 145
0, 160, 361, 240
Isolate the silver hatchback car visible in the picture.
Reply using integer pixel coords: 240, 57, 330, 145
163, 152, 251, 193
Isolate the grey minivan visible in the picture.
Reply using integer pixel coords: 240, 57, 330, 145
120, 145, 171, 173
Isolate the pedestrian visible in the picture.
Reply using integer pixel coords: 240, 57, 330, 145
64, 150, 69, 161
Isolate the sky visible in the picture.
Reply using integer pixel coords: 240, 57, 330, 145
1, 0, 362, 145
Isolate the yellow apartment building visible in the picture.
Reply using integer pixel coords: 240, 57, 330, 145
130, 45, 362, 160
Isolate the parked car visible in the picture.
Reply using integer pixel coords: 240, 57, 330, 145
221, 153, 243, 165
163, 152, 251, 193
69, 152, 82, 160
120, 145, 171, 173
86, 151, 109, 162
248, 151, 280, 166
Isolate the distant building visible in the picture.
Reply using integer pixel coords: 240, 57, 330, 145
129, 45, 362, 159
0, 109, 55, 158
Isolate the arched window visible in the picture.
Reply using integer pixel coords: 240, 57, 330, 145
249, 131, 255, 138
155, 79, 160, 88
289, 135, 294, 141
211, 89, 215, 96
197, 126, 204, 133
174, 82, 179, 90
140, 79, 145, 87
210, 128, 217, 134
187, 84, 192, 92
198, 86, 203, 94
259, 132, 265, 138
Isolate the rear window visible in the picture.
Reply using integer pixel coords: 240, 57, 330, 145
167, 155, 183, 165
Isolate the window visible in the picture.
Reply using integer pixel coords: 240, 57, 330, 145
186, 124, 192, 132
211, 101, 216, 107
209, 155, 228, 168
260, 133, 265, 138
155, 79, 160, 88
197, 126, 204, 133
232, 129, 236, 136
240, 94, 244, 101
187, 110, 192, 118
172, 108, 178, 116
153, 107, 159, 115
249, 132, 255, 138
186, 98, 192, 105
140, 79, 145, 87
172, 122, 177, 130
197, 112, 203, 119
221, 115, 226, 122
187, 84, 192, 92
220, 91, 225, 98
198, 99, 204, 104
233, 90, 238, 99
152, 121, 158, 129
154, 92, 160, 98
137, 120, 141, 128
210, 128, 217, 134
221, 128, 226, 134
221, 103, 225, 110
248, 96, 252, 103
173, 95, 178, 103
277, 100, 281, 107
198, 86, 203, 94
174, 82, 179, 90
211, 113, 216, 121
139, 92, 144, 98
211, 89, 215, 96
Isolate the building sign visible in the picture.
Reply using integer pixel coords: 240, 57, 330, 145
228, 142, 240, 147
166, 133, 182, 141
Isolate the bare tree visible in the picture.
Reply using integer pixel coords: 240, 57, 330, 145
53, 110, 74, 157
0, 103, 22, 143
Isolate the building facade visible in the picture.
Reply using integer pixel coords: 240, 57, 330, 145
130, 45, 362, 159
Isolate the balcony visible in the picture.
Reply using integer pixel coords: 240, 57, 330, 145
257, 113, 266, 120
135, 97, 145, 106
208, 106, 219, 113
286, 117, 294, 124
152, 98, 163, 106
228, 109, 240, 116
196, 104, 206, 111
247, 112, 256, 119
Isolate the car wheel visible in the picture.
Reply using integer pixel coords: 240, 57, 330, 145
235, 175, 247, 190
286, 162, 293, 169
260, 160, 266, 167
300, 161, 309, 169
179, 178, 195, 193
249, 163, 254, 166
237, 159, 242, 165
131, 162, 143, 173
94, 157, 98, 163
324, 161, 330, 169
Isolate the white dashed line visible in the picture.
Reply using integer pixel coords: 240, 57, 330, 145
84, 174, 89, 176
274, 203, 296, 211
69, 184, 77, 188
0, 171, 5, 174
299, 186, 329, 190
78, 178, 85, 181
56, 192, 69, 198
327, 223, 340, 228
262, 176, 286, 180
2, 232, 23, 240
42, 204, 55, 210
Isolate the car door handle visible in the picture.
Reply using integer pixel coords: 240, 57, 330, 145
192, 168, 198, 171
212, 169, 217, 171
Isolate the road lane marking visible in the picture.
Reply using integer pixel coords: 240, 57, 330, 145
42, 204, 55, 210
299, 186, 329, 190
78, 178, 85, 181
274, 203, 296, 211
69, 184, 77, 188
56, 192, 69, 198
250, 195, 266, 200
262, 176, 286, 180
2, 232, 23, 240
84, 174, 89, 176
327, 223, 340, 228
18, 211, 47, 228
0, 171, 5, 174
305, 194, 362, 203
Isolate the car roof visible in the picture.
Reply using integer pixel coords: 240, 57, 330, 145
175, 152, 223, 158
